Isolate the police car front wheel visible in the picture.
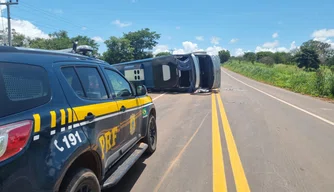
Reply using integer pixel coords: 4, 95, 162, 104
61, 168, 100, 192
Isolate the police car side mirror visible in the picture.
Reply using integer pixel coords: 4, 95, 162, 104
136, 85, 147, 96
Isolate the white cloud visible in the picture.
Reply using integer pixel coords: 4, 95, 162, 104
312, 29, 334, 40
206, 46, 224, 55
171, 41, 224, 55
153, 44, 169, 55
176, 26, 181, 30
182, 41, 200, 53
112, 19, 132, 28
255, 40, 296, 53
262, 40, 279, 48
290, 41, 297, 50
312, 29, 334, 48
81, 26, 87, 30
211, 36, 221, 45
234, 48, 245, 57
173, 48, 185, 54
255, 46, 288, 53
276, 47, 289, 52
195, 36, 204, 41
230, 38, 239, 44
272, 32, 278, 38
0, 17, 48, 39
0, 0, 6, 12
92, 36, 104, 43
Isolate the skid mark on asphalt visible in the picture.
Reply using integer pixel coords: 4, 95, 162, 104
215, 93, 251, 192
153, 112, 210, 192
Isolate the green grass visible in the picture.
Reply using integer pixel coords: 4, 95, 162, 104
223, 60, 334, 99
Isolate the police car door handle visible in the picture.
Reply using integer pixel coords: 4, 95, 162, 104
120, 106, 126, 112
85, 112, 95, 122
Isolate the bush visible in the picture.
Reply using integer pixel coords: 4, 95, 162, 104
315, 69, 325, 96
330, 65, 334, 73
328, 74, 334, 97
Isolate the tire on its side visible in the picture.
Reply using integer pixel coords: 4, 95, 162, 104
60, 168, 100, 192
143, 115, 157, 155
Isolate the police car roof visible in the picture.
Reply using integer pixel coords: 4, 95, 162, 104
0, 46, 111, 66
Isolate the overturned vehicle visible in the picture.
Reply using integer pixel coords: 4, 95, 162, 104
113, 52, 221, 93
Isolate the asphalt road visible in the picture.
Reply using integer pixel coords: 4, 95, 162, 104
108, 67, 334, 192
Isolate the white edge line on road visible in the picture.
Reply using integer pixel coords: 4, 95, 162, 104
152, 93, 166, 101
222, 69, 334, 126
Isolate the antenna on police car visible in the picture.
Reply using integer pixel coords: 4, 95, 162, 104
72, 41, 78, 52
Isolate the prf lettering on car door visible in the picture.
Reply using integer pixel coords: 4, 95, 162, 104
99, 126, 119, 160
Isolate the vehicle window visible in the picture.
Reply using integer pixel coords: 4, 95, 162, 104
61, 67, 85, 98
104, 69, 133, 99
75, 67, 108, 100
0, 63, 50, 118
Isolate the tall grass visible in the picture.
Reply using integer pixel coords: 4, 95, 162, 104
223, 60, 334, 99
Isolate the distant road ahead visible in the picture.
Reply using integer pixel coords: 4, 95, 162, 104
108, 67, 334, 192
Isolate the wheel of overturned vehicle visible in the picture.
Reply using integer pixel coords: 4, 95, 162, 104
61, 168, 100, 192
143, 115, 157, 155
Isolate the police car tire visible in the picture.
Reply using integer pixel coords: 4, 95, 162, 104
144, 115, 157, 155
62, 168, 100, 192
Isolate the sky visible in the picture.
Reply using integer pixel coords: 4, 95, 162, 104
0, 0, 334, 56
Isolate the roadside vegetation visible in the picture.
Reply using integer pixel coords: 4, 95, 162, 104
219, 40, 334, 99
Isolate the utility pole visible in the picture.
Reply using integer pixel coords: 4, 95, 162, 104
0, 0, 18, 46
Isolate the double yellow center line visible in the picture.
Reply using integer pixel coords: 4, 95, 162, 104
212, 93, 251, 192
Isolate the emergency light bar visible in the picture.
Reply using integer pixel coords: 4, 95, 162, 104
56, 42, 94, 56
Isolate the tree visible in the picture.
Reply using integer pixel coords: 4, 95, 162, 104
0, 29, 6, 45
28, 38, 49, 49
272, 52, 293, 64
46, 30, 72, 50
301, 40, 331, 64
259, 56, 275, 66
28, 30, 72, 50
295, 47, 320, 70
273, 52, 285, 64
218, 50, 230, 63
243, 52, 256, 64
1, 28, 29, 47
325, 50, 334, 67
155, 52, 171, 57
12, 33, 27, 47
102, 36, 134, 64
326, 55, 334, 67
123, 28, 160, 60
256, 51, 274, 61
27, 30, 99, 54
